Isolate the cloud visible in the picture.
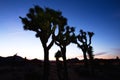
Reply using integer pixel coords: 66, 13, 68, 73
112, 48, 120, 54
113, 48, 120, 51
95, 52, 108, 56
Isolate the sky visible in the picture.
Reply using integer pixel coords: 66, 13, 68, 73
0, 0, 120, 60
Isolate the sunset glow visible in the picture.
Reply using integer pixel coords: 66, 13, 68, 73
0, 0, 120, 60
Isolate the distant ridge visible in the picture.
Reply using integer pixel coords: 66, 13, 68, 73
0, 54, 43, 66
0, 54, 119, 66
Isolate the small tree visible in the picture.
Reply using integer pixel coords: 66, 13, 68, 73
53, 26, 76, 80
87, 32, 94, 60
20, 5, 67, 80
77, 29, 94, 66
55, 50, 63, 80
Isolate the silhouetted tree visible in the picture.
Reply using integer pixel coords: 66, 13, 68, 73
77, 29, 94, 67
87, 32, 94, 60
20, 5, 67, 80
87, 46, 94, 61
116, 56, 119, 60
55, 50, 63, 80
87, 45, 94, 75
55, 50, 62, 62
53, 26, 76, 80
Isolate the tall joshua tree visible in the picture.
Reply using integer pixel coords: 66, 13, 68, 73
53, 26, 76, 80
77, 29, 94, 66
20, 5, 67, 80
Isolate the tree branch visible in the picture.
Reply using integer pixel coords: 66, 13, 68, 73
47, 39, 54, 50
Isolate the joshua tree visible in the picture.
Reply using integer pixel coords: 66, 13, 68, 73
53, 26, 76, 80
20, 5, 67, 80
55, 50, 62, 62
77, 29, 94, 67
87, 45, 94, 74
87, 32, 94, 60
87, 46, 94, 61
55, 50, 63, 80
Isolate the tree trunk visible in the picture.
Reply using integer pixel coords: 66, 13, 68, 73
43, 46, 49, 80
56, 58, 62, 80
61, 47, 68, 80
83, 51, 88, 67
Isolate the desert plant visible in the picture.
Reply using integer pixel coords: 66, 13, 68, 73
87, 32, 94, 60
55, 50, 63, 80
20, 5, 67, 80
53, 26, 76, 80
77, 29, 94, 66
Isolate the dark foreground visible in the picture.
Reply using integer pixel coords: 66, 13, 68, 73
0, 55, 120, 80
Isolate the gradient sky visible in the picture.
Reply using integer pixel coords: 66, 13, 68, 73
0, 0, 120, 60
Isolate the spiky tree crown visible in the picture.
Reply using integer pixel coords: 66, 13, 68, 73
54, 26, 76, 48
20, 5, 67, 43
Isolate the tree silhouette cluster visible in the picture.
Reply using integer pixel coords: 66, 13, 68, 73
20, 5, 94, 80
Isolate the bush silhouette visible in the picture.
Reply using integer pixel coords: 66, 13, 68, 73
55, 50, 63, 80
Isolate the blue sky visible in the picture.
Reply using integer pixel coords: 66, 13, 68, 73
0, 0, 120, 60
